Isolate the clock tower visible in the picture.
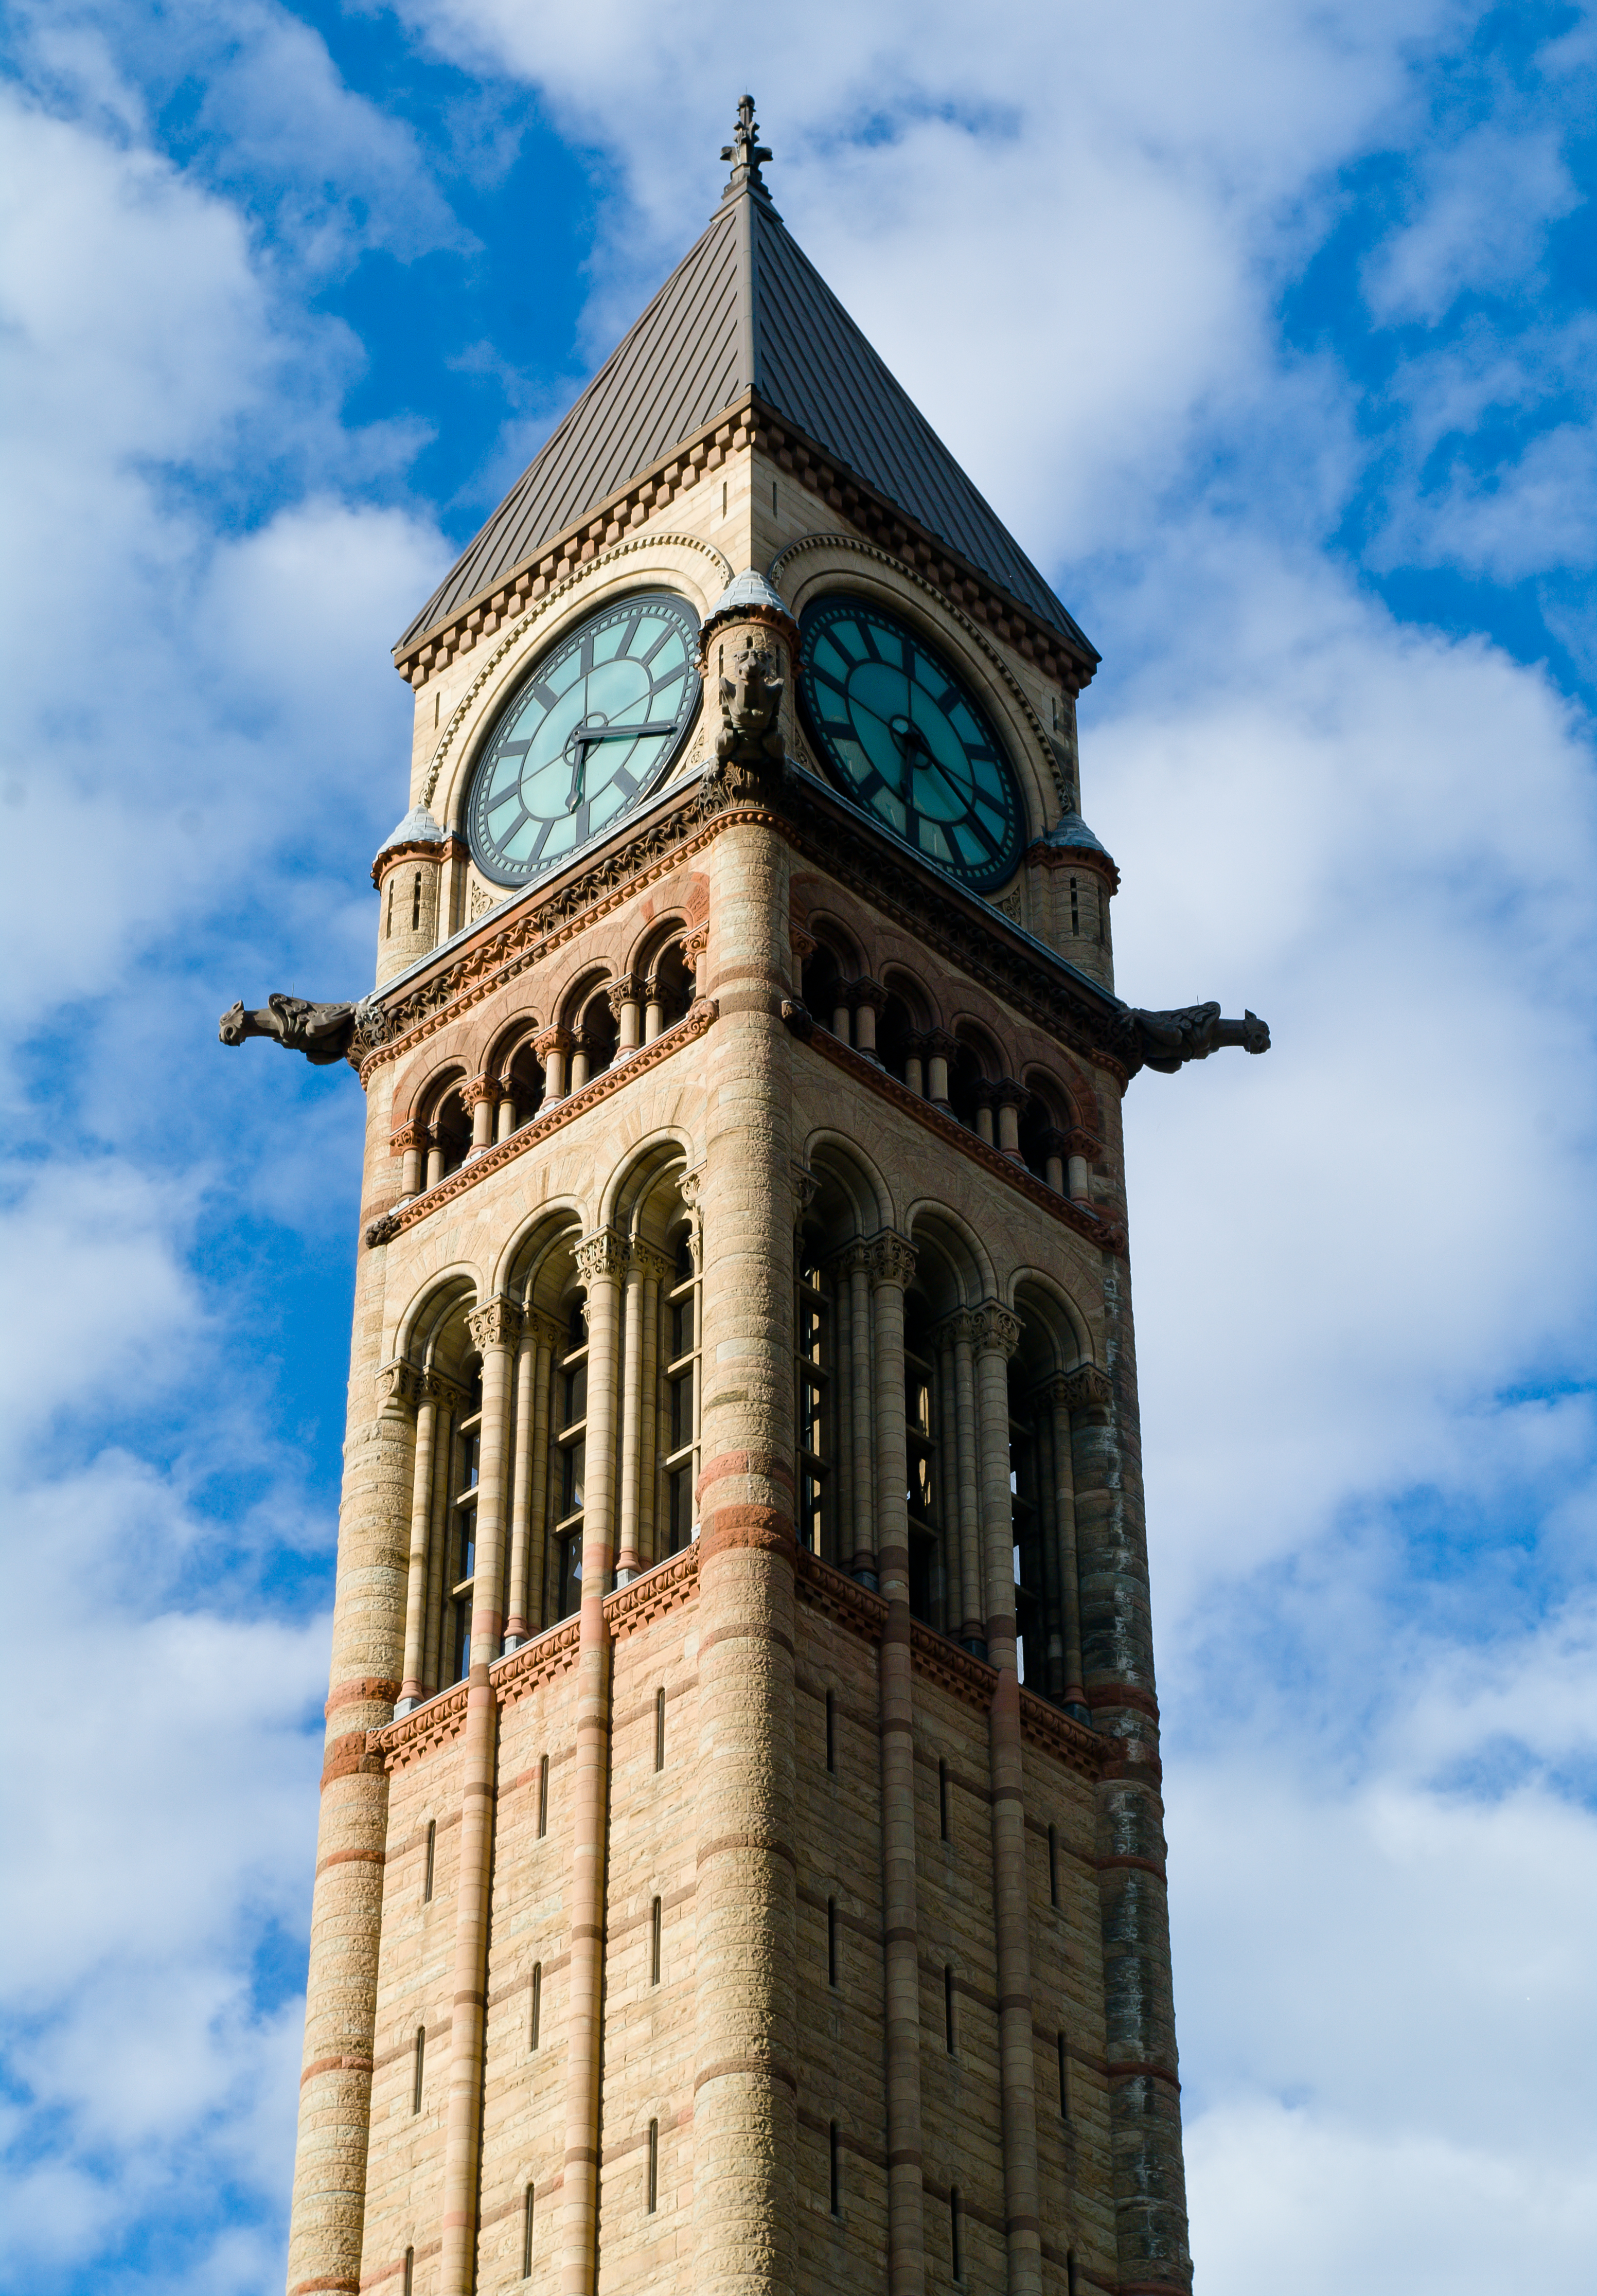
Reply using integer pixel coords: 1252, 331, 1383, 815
230, 96, 1269, 2296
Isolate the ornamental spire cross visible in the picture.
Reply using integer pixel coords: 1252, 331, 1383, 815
720, 93, 774, 202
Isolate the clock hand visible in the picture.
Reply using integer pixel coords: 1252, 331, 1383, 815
564, 718, 668, 812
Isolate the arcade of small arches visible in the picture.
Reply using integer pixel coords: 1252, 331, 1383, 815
388, 1148, 701, 1715
383, 1136, 1111, 1727
797, 930, 1101, 1199
389, 924, 702, 1199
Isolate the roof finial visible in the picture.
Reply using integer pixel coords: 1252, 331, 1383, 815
720, 93, 773, 204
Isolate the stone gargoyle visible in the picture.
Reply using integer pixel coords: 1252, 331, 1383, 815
218, 993, 358, 1066
1124, 1000, 1271, 1073
716, 638, 786, 773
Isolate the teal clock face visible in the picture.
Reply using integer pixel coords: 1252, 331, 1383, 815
796, 596, 1025, 892
467, 591, 700, 884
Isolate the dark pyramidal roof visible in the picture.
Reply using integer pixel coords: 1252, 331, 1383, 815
399, 106, 1093, 662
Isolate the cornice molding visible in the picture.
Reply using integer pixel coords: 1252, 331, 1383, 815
493, 1616, 581, 1707
795, 1547, 887, 1640
1019, 1685, 1109, 1775
768, 529, 1066, 809
797, 1023, 1127, 1257
374, 1682, 468, 1773
363, 1000, 717, 1248
604, 1542, 699, 1638
416, 529, 734, 811
393, 389, 1095, 703
356, 773, 1138, 1103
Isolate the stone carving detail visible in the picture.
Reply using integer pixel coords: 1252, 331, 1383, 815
626, 1238, 676, 1286
972, 1302, 1022, 1359
791, 1164, 820, 1225
779, 996, 814, 1040
218, 994, 357, 1066
868, 1232, 918, 1291
468, 879, 496, 921
374, 1361, 418, 1415
706, 636, 787, 804
467, 1298, 523, 1354
1061, 1364, 1113, 1415
1123, 1001, 1271, 1073
575, 1229, 628, 1288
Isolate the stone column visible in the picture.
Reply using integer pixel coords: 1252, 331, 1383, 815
504, 1323, 540, 1648
1068, 1355, 1190, 2293
844, 1242, 876, 1586
690, 737, 798, 2296
975, 1302, 1042, 2296
610, 973, 642, 1055
831, 989, 852, 1043
947, 1312, 985, 1655
423, 1393, 454, 1695
974, 1083, 997, 1148
635, 1243, 669, 1569
615, 1240, 647, 1582
495, 1094, 517, 1143
936, 1333, 960, 1634
465, 1074, 495, 1153
643, 973, 665, 1042
437, 1297, 521, 2296
1040, 1128, 1067, 1196
1066, 1128, 1096, 1203
853, 977, 885, 1062
1046, 1377, 1088, 1718
995, 1080, 1027, 1161
525, 1313, 560, 1638
870, 1231, 926, 2296
535, 1024, 571, 1103
560, 1230, 624, 2296
904, 1033, 926, 1097
397, 1376, 440, 1711
285, 1360, 413, 2296
424, 1133, 445, 1189
926, 1029, 957, 1110
395, 1120, 424, 1200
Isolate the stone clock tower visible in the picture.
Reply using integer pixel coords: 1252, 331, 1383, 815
225, 98, 1268, 2296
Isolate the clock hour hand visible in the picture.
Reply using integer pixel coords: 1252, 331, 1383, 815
564, 718, 666, 812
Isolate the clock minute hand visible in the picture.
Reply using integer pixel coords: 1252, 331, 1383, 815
564, 718, 667, 812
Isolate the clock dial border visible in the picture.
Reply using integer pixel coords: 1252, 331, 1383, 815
795, 594, 1026, 895
465, 589, 702, 888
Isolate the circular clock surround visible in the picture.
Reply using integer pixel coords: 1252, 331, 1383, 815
795, 594, 1026, 893
466, 590, 701, 885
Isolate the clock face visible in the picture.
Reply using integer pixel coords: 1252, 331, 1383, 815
796, 596, 1025, 892
467, 591, 700, 884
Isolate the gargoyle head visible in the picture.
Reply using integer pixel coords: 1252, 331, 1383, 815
719, 642, 784, 737
218, 1001, 249, 1046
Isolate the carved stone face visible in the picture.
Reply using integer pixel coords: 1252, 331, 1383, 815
218, 1001, 248, 1046
719, 644, 783, 735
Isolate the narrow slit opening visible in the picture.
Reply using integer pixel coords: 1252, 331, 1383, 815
827, 1895, 838, 1988
650, 1895, 662, 1986
828, 2120, 841, 2216
647, 2117, 659, 2213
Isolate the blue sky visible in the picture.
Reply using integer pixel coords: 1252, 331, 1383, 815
1, 4, 1593, 2291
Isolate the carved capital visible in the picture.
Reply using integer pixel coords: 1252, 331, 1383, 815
523, 1309, 568, 1356
627, 1238, 676, 1286
993, 1076, 1029, 1112
389, 1118, 425, 1153
421, 1368, 469, 1411
467, 1297, 523, 1355
678, 1168, 704, 1213
575, 1228, 627, 1289
790, 925, 817, 960
851, 975, 888, 1014
972, 1302, 1022, 1360
532, 1025, 572, 1059
868, 1231, 917, 1291
1065, 1126, 1100, 1161
792, 1164, 820, 1224
462, 1072, 496, 1109
374, 1360, 418, 1415
925, 1028, 960, 1061
607, 974, 640, 1019
1061, 1364, 1113, 1416
681, 925, 709, 967
834, 1239, 874, 1280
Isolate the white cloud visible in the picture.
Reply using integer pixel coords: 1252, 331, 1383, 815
1363, 119, 1581, 325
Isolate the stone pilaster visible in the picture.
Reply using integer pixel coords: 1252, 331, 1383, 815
869, 1231, 925, 2296
285, 1359, 413, 2296
691, 796, 799, 2296
1068, 1345, 1191, 2295
437, 1297, 521, 2295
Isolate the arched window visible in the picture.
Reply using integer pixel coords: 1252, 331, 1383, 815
662, 1224, 700, 1554
447, 1359, 484, 1682
554, 1293, 588, 1621
422, 1076, 472, 1187
642, 935, 695, 1036
800, 941, 849, 1040
569, 986, 617, 1090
